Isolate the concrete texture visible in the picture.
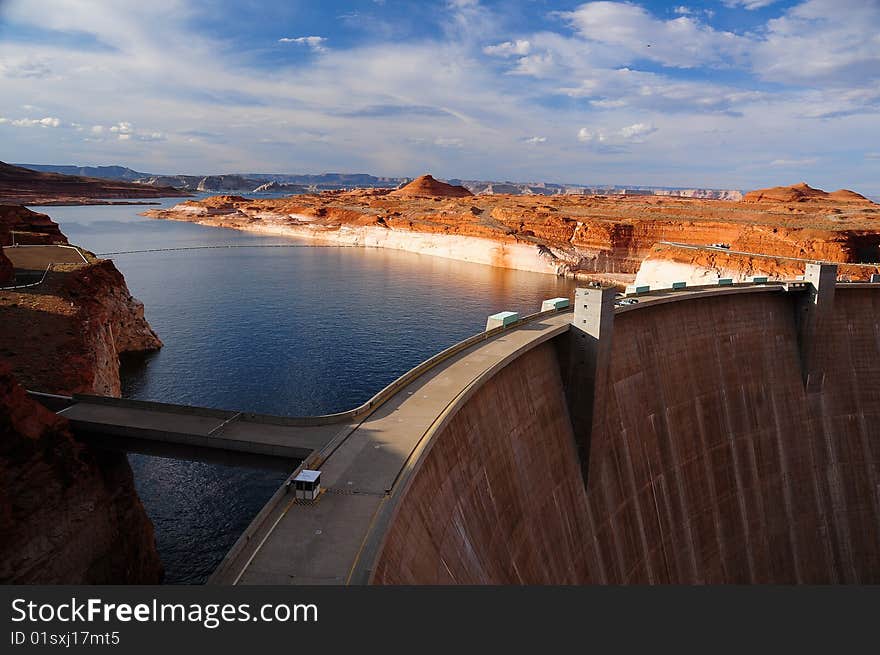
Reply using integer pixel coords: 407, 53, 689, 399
369, 283, 880, 584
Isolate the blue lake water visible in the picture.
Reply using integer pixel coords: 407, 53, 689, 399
47, 199, 576, 583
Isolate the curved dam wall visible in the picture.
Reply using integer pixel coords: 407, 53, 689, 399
370, 286, 880, 584
372, 343, 590, 584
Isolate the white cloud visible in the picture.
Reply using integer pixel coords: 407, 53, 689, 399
0, 116, 62, 128
577, 127, 605, 143
523, 136, 547, 144
562, 1, 749, 68
770, 157, 818, 166
0, 57, 52, 79
278, 36, 327, 53
866, 153, 880, 161
752, 0, 880, 86
724, 0, 779, 9
483, 40, 531, 57
578, 122, 657, 145
619, 122, 657, 139
434, 136, 464, 148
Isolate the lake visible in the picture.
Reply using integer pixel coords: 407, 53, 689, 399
47, 198, 576, 583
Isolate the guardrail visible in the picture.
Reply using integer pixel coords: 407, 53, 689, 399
32, 303, 575, 429
0, 263, 54, 291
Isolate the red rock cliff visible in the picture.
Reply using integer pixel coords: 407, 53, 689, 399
145, 180, 880, 278
0, 363, 162, 583
0, 208, 163, 583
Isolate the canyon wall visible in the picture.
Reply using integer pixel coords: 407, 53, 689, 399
0, 364, 162, 583
146, 187, 880, 279
371, 288, 880, 583
635, 243, 880, 289
0, 209, 164, 583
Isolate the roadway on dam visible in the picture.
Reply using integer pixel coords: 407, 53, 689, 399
213, 309, 576, 584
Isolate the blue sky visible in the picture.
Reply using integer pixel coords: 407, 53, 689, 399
0, 0, 878, 193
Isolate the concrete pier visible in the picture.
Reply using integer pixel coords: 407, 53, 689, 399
564, 286, 617, 479
798, 262, 837, 392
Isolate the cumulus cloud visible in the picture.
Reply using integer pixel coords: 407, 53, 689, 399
752, 0, 880, 86
278, 36, 328, 52
0, 116, 62, 128
483, 40, 531, 57
562, 1, 749, 68
523, 136, 547, 144
109, 121, 134, 139
578, 122, 657, 146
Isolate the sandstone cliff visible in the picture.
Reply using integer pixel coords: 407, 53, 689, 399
144, 179, 880, 279
0, 205, 68, 245
743, 182, 872, 204
635, 242, 880, 288
0, 259, 162, 396
0, 363, 162, 583
0, 208, 164, 583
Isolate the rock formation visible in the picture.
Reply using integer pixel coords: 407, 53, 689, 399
634, 242, 880, 288
0, 161, 188, 204
0, 205, 68, 245
251, 180, 310, 194
389, 174, 473, 198
0, 252, 11, 284
0, 259, 162, 396
0, 208, 163, 583
743, 182, 872, 204
0, 363, 162, 583
144, 180, 880, 280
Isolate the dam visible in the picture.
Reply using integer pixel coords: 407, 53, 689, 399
36, 264, 880, 584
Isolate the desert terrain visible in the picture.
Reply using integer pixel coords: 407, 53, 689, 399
145, 175, 880, 283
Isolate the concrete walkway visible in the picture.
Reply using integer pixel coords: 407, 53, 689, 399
210, 310, 574, 584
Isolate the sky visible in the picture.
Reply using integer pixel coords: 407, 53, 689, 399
0, 0, 878, 192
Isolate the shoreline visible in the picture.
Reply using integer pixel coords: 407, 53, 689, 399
150, 212, 566, 275
148, 213, 633, 287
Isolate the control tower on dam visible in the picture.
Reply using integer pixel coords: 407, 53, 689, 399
214, 266, 880, 585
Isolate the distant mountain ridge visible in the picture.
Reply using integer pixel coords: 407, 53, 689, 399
16, 163, 745, 199
0, 162, 187, 203
15, 164, 149, 180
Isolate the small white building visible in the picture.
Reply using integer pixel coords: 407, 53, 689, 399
292, 469, 321, 501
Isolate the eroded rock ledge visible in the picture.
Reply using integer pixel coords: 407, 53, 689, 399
143, 178, 880, 280
0, 208, 163, 583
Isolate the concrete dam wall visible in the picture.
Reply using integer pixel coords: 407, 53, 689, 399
370, 285, 880, 583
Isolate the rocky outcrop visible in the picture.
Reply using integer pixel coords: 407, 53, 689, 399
0, 259, 162, 396
0, 251, 12, 284
0, 205, 68, 245
0, 205, 164, 583
0, 161, 188, 204
389, 174, 473, 198
634, 242, 880, 288
144, 182, 880, 278
252, 180, 309, 194
196, 175, 263, 193
744, 182, 873, 204
0, 363, 162, 583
